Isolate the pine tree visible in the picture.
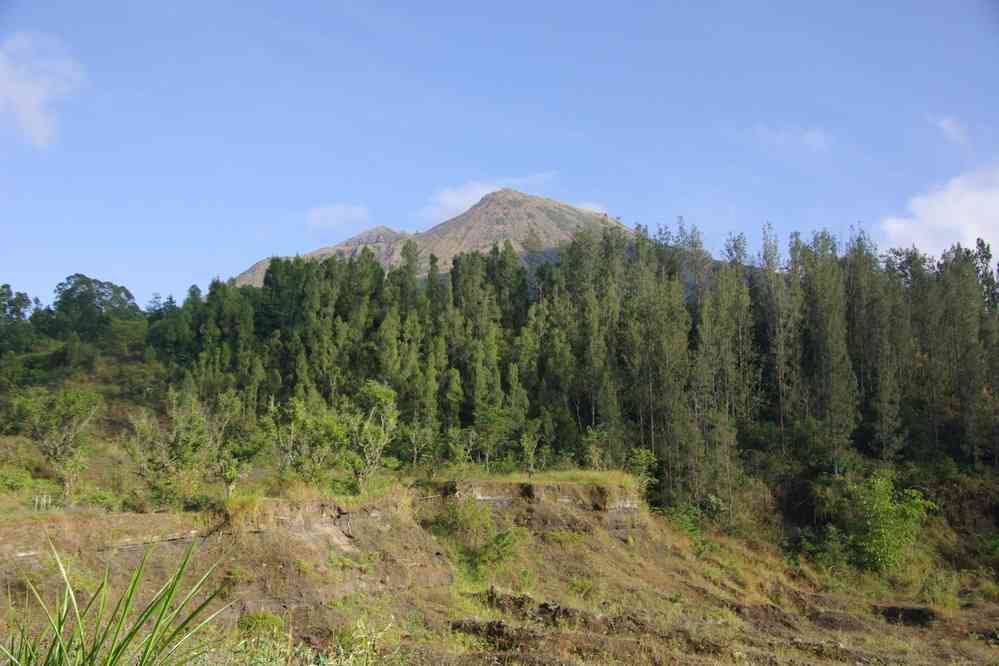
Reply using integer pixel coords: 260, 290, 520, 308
801, 231, 858, 472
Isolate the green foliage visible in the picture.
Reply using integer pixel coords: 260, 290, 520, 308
0, 465, 35, 493
345, 381, 399, 487
846, 471, 934, 572
519, 426, 539, 474
5, 216, 999, 595
431, 498, 523, 578
6, 386, 103, 498
122, 388, 210, 506
35, 273, 142, 342
801, 525, 852, 575
262, 395, 348, 484
236, 611, 285, 639
0, 284, 35, 355
662, 504, 716, 558
1, 543, 223, 666
810, 470, 934, 573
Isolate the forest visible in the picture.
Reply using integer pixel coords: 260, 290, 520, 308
2, 223, 998, 576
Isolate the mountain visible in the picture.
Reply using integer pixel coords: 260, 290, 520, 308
234, 189, 628, 287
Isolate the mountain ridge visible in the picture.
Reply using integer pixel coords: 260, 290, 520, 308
234, 189, 628, 287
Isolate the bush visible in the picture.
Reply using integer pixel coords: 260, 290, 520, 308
237, 611, 285, 639
77, 485, 122, 511
0, 465, 32, 492
801, 525, 852, 575
662, 503, 715, 557
332, 618, 400, 665
438, 498, 492, 541
811, 470, 934, 573
847, 471, 934, 572
626, 447, 657, 493
431, 498, 523, 578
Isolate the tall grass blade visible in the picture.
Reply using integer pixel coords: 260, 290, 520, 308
3, 543, 222, 666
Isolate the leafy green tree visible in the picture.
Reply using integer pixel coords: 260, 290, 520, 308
757, 225, 804, 446
202, 389, 257, 499
939, 246, 986, 463
825, 470, 934, 572
443, 367, 464, 429
400, 421, 436, 468
123, 387, 209, 504
519, 421, 541, 474
347, 380, 399, 486
262, 395, 349, 484
41, 273, 142, 341
10, 386, 103, 498
626, 447, 658, 493
801, 232, 858, 472
0, 284, 35, 354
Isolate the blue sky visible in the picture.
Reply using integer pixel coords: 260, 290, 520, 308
3, 1, 998, 306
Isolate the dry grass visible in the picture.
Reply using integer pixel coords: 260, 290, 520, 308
3, 475, 999, 664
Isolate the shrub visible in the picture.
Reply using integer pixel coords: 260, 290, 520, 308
663, 503, 715, 557
0, 465, 32, 493
846, 471, 934, 572
431, 498, 523, 578
237, 611, 285, 639
332, 618, 400, 665
435, 498, 495, 547
801, 525, 852, 575
811, 470, 934, 573
626, 447, 657, 493
77, 485, 122, 512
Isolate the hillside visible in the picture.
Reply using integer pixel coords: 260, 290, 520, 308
6, 477, 998, 664
234, 189, 628, 287
4, 209, 999, 664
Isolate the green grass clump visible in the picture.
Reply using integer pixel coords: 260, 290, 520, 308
236, 611, 285, 639
428, 498, 525, 583
440, 467, 640, 491
1, 543, 224, 666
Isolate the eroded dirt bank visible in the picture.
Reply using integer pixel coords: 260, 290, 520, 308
2, 482, 997, 664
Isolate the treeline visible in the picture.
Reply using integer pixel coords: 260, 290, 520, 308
2, 225, 998, 517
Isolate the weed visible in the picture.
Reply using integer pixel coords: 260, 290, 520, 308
1, 542, 224, 665
236, 611, 285, 639
328, 550, 379, 574
569, 574, 597, 601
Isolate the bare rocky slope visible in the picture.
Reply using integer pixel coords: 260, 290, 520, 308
235, 190, 629, 287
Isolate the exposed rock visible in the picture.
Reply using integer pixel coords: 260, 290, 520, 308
235, 189, 629, 286
874, 604, 938, 626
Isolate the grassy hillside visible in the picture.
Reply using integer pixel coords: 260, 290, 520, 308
3, 472, 998, 664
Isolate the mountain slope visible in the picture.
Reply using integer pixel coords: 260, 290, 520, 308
234, 189, 628, 286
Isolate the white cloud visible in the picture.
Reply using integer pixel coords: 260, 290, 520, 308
307, 203, 370, 229
0, 32, 83, 147
419, 181, 500, 223
575, 201, 607, 214
880, 164, 999, 256
753, 124, 831, 153
932, 115, 969, 147
418, 171, 557, 223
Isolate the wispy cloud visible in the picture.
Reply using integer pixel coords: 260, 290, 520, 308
880, 164, 999, 257
0, 32, 83, 147
307, 203, 371, 229
575, 201, 607, 214
753, 124, 831, 153
418, 171, 556, 223
932, 115, 969, 147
